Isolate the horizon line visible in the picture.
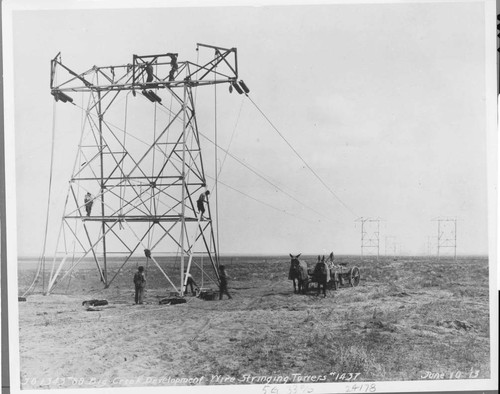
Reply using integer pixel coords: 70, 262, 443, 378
17, 253, 489, 260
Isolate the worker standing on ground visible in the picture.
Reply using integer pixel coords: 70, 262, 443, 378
84, 192, 93, 217
184, 271, 199, 296
218, 265, 232, 300
197, 190, 210, 220
134, 266, 146, 304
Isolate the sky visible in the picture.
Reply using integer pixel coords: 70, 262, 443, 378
8, 1, 492, 256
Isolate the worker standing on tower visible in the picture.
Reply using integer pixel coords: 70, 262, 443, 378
197, 190, 210, 220
145, 63, 154, 83
84, 192, 93, 217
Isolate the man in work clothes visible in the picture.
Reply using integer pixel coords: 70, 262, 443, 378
134, 266, 146, 304
184, 271, 199, 296
218, 265, 232, 300
197, 190, 210, 219
84, 192, 93, 216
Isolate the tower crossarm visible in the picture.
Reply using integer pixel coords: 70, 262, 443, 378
66, 215, 206, 223
50, 44, 239, 94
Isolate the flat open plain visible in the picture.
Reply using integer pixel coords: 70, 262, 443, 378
17, 255, 490, 389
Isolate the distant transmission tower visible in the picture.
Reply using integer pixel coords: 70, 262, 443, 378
45, 44, 248, 295
355, 217, 381, 260
432, 217, 457, 260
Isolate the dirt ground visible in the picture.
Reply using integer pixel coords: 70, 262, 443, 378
16, 255, 491, 390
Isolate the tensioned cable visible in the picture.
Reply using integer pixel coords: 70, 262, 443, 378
119, 92, 130, 222
149, 61, 162, 247
245, 95, 358, 218
213, 61, 220, 266
150, 95, 332, 222
149, 98, 158, 248
217, 97, 245, 179
150, 97, 331, 222
198, 131, 329, 221
194, 46, 200, 109
205, 175, 319, 225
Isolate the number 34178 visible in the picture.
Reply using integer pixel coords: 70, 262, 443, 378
345, 383, 376, 392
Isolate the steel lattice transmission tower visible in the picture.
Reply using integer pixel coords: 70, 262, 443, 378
355, 217, 381, 260
432, 216, 457, 260
46, 44, 247, 295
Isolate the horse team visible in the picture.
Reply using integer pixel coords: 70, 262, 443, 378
288, 252, 358, 297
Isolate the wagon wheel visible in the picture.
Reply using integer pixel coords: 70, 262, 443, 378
349, 266, 360, 287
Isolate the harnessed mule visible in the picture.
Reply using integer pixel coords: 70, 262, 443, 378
313, 255, 330, 297
288, 254, 309, 294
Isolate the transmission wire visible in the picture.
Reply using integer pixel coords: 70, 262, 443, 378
199, 132, 329, 221
217, 97, 245, 178
213, 60, 220, 268
150, 97, 330, 222
245, 95, 358, 218
205, 175, 319, 225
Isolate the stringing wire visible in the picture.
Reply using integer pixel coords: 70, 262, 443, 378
205, 175, 319, 225
217, 97, 245, 179
199, 132, 329, 221
150, 97, 331, 222
213, 58, 220, 267
245, 94, 358, 218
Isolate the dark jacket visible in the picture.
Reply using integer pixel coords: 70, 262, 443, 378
134, 272, 146, 288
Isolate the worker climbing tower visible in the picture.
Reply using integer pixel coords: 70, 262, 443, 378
45, 44, 248, 295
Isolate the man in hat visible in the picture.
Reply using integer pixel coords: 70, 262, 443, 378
84, 192, 93, 217
133, 266, 146, 304
218, 265, 232, 300
197, 190, 210, 220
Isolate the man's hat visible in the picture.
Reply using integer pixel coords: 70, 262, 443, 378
138, 266, 144, 272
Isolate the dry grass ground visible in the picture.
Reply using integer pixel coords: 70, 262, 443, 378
17, 255, 490, 389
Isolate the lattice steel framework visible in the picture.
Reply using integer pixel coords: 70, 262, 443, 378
432, 216, 457, 260
46, 44, 245, 294
355, 217, 381, 260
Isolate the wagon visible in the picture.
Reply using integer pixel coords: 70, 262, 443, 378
307, 262, 360, 291
329, 262, 361, 289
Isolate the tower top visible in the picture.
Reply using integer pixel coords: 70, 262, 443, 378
50, 43, 240, 94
